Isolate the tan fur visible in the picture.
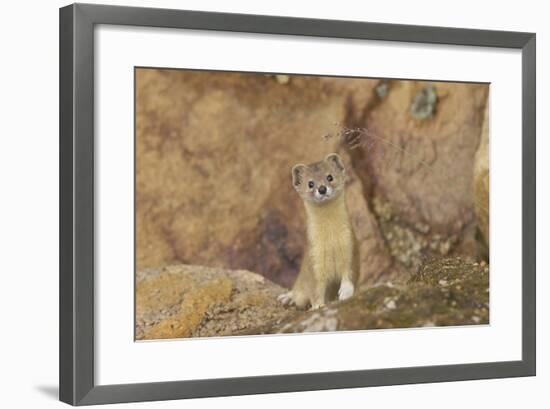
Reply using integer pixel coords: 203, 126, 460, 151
279, 153, 359, 309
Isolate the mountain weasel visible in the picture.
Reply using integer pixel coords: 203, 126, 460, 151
278, 153, 359, 309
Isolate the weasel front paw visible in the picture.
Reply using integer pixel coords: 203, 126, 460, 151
310, 303, 325, 310
338, 280, 355, 301
277, 291, 295, 306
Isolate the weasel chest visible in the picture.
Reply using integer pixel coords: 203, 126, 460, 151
308, 222, 354, 279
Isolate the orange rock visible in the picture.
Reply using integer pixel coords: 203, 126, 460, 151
135, 70, 489, 290
474, 102, 490, 250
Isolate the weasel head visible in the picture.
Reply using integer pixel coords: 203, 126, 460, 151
291, 153, 347, 205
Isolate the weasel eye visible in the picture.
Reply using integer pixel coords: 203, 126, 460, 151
308, 181, 314, 189
326, 174, 333, 182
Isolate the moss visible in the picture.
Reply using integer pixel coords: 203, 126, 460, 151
244, 257, 489, 335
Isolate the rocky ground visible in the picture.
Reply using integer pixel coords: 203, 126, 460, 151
135, 264, 297, 340
136, 257, 489, 340
134, 70, 491, 341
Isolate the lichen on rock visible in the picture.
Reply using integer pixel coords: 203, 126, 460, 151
410, 85, 438, 119
136, 257, 488, 340
136, 264, 297, 340
241, 257, 489, 336
371, 196, 460, 272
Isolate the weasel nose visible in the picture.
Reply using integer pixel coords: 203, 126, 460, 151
318, 185, 327, 195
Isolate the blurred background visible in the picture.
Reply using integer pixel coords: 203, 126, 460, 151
136, 68, 489, 289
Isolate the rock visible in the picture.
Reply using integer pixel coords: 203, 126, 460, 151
136, 69, 387, 287
136, 69, 348, 286
137, 258, 488, 339
375, 81, 389, 99
410, 85, 438, 119
136, 69, 489, 290
274, 74, 290, 85
136, 264, 297, 340
248, 258, 489, 334
345, 80, 489, 271
474, 102, 490, 253
337, 150, 394, 285
244, 257, 489, 335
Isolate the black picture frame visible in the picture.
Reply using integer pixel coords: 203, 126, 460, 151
59, 3, 536, 406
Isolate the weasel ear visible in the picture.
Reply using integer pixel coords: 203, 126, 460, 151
292, 164, 307, 188
325, 153, 345, 171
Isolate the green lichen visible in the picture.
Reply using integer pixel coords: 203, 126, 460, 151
372, 196, 459, 271
410, 85, 438, 119
242, 257, 489, 335
375, 81, 390, 99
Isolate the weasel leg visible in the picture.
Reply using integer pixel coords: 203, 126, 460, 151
278, 290, 310, 309
277, 291, 295, 306
311, 281, 327, 309
338, 278, 355, 301
310, 302, 326, 310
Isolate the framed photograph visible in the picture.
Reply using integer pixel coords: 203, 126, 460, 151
59, 3, 536, 405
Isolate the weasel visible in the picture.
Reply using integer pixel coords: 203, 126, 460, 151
278, 153, 359, 309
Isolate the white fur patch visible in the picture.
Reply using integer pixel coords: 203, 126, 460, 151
313, 185, 334, 202
338, 279, 355, 301
277, 291, 295, 306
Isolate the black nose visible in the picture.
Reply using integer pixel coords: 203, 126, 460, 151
318, 185, 327, 195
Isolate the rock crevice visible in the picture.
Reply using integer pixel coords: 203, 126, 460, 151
136, 69, 490, 288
